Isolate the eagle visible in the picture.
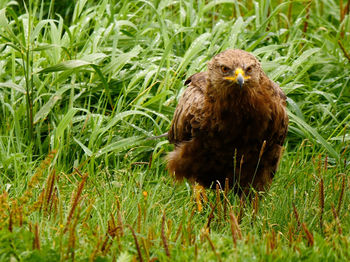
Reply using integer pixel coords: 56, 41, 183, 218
167, 49, 288, 194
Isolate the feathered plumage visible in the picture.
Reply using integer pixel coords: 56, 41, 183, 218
167, 49, 288, 193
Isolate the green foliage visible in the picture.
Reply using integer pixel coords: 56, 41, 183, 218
0, 0, 349, 261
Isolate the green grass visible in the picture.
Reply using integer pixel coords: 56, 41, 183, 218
0, 0, 349, 261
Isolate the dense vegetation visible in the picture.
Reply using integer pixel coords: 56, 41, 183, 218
0, 0, 349, 261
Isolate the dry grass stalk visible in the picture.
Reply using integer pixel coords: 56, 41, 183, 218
89, 235, 102, 262
18, 205, 23, 227
301, 223, 314, 246
68, 235, 76, 261
147, 226, 155, 242
161, 212, 171, 258
287, 223, 294, 246
237, 196, 245, 224
340, 0, 350, 26
8, 208, 13, 232
64, 173, 88, 233
292, 203, 301, 230
49, 188, 58, 216
20, 150, 57, 206
229, 209, 242, 247
187, 208, 195, 245
341, 145, 348, 160
100, 235, 112, 256
317, 154, 322, 176
346, 0, 350, 15
204, 233, 222, 262
338, 40, 350, 62
319, 178, 324, 232
44, 169, 56, 214
100, 238, 110, 256
31, 190, 45, 213
82, 200, 95, 226
224, 178, 229, 218
100, 213, 121, 255
216, 183, 222, 221
303, 0, 312, 33
167, 219, 172, 239
144, 228, 154, 259
341, 0, 344, 21
141, 237, 150, 260
8, 200, 20, 229
33, 223, 40, 250
108, 213, 117, 237
266, 229, 277, 253
229, 214, 237, 247
127, 224, 144, 262
117, 209, 124, 237
0, 192, 9, 227
252, 141, 267, 185
206, 202, 217, 233
331, 204, 343, 235
173, 222, 182, 242
239, 155, 244, 179
259, 140, 267, 159
337, 174, 346, 215
141, 237, 150, 261
68, 205, 81, 262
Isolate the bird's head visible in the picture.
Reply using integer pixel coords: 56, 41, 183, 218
207, 49, 261, 91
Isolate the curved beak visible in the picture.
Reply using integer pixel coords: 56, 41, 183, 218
237, 73, 244, 88
224, 68, 250, 88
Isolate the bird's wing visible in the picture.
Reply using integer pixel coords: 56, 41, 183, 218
270, 81, 289, 146
168, 72, 207, 144
272, 80, 287, 101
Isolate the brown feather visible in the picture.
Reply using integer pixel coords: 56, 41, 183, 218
167, 49, 288, 193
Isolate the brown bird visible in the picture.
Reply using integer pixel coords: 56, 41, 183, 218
167, 49, 288, 194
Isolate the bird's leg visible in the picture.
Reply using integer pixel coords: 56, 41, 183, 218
193, 183, 208, 212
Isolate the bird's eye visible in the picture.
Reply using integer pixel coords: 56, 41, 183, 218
246, 66, 253, 73
221, 66, 230, 73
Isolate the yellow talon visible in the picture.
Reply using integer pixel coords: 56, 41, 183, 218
194, 184, 208, 212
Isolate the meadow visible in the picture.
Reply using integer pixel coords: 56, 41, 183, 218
0, 0, 349, 261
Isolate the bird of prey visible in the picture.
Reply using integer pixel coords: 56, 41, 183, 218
167, 49, 288, 194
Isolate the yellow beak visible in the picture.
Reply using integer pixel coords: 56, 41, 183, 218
224, 68, 250, 88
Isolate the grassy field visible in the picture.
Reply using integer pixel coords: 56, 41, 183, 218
0, 0, 349, 261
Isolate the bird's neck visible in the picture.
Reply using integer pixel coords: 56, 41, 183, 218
209, 88, 258, 115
